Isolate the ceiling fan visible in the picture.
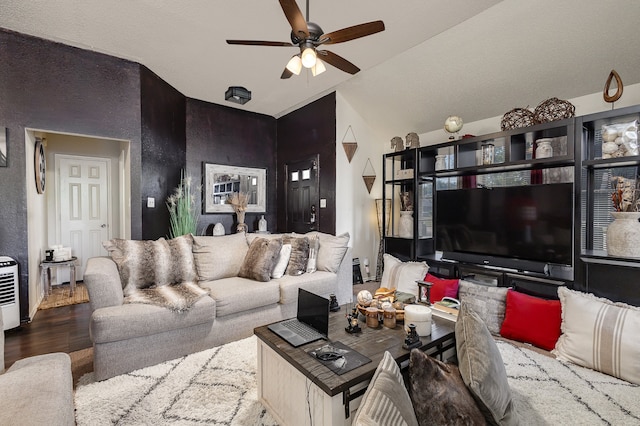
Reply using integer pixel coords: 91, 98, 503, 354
226, 0, 385, 79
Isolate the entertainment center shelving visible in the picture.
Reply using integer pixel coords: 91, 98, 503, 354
383, 105, 640, 304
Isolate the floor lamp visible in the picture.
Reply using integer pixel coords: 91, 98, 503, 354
375, 199, 391, 281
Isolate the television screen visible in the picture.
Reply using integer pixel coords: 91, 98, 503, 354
436, 183, 573, 266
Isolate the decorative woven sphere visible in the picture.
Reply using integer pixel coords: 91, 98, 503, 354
501, 107, 536, 130
533, 97, 575, 124
357, 290, 373, 307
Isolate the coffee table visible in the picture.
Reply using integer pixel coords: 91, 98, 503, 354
255, 305, 456, 426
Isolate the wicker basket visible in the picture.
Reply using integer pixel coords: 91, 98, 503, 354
534, 97, 575, 124
501, 107, 536, 130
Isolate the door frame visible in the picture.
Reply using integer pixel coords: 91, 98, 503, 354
284, 154, 320, 232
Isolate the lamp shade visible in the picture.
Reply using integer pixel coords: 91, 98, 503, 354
301, 47, 317, 68
311, 59, 326, 76
286, 55, 302, 75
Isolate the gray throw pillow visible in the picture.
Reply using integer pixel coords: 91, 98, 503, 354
458, 279, 508, 335
456, 304, 520, 426
408, 349, 485, 425
352, 351, 418, 426
238, 237, 283, 282
283, 235, 309, 276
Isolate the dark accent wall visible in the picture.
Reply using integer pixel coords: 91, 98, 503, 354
140, 66, 187, 239
0, 29, 143, 321
276, 93, 337, 234
186, 99, 277, 234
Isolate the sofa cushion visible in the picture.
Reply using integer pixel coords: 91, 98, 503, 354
500, 289, 562, 351
1, 353, 74, 426
423, 273, 459, 303
103, 235, 197, 296
458, 279, 508, 335
351, 351, 418, 426
192, 233, 249, 281
201, 276, 281, 317
553, 287, 640, 385
238, 237, 282, 282
456, 304, 519, 425
381, 254, 428, 295
408, 349, 485, 425
283, 235, 309, 276
271, 244, 292, 279
276, 271, 338, 305
90, 296, 216, 343
305, 231, 350, 273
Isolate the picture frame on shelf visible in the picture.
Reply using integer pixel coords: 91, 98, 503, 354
202, 163, 266, 213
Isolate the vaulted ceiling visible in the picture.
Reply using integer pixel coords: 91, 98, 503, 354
2, 0, 640, 137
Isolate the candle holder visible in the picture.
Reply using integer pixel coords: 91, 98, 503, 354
402, 323, 422, 350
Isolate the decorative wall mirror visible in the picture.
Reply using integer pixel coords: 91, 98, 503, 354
203, 163, 266, 213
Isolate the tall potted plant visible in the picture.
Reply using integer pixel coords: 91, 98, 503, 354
167, 170, 199, 238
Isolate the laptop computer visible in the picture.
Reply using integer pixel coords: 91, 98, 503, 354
268, 288, 329, 347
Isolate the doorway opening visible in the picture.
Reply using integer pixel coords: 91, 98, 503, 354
25, 129, 130, 319
285, 154, 320, 233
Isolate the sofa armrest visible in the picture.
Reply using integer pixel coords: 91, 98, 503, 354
335, 247, 353, 305
84, 256, 124, 311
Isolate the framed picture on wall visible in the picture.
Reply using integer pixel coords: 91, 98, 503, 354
203, 163, 266, 213
0, 127, 7, 167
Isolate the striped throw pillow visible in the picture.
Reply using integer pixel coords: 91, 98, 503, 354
352, 351, 418, 426
380, 254, 428, 295
553, 287, 640, 385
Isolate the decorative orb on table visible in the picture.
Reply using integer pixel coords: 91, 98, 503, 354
444, 116, 464, 140
357, 290, 373, 307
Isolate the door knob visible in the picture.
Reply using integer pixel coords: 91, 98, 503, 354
101, 224, 107, 228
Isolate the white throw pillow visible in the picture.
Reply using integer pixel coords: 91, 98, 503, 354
380, 254, 428, 295
271, 244, 292, 279
304, 231, 350, 273
553, 287, 640, 385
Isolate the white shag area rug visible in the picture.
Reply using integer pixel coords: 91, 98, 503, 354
497, 340, 640, 425
75, 336, 278, 425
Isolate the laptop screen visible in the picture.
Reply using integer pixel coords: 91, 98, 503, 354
297, 288, 330, 336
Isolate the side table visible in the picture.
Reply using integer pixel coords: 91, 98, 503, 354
40, 256, 78, 298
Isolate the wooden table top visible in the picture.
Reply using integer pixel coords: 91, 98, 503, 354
254, 305, 456, 397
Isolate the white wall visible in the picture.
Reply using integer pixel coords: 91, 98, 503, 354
335, 91, 386, 281
336, 84, 640, 282
418, 83, 640, 146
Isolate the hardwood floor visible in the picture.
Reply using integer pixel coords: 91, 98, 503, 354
3, 302, 92, 369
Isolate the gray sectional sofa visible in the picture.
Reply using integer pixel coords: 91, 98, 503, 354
84, 231, 352, 381
0, 311, 75, 425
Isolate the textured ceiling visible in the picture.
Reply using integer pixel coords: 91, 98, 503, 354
2, 0, 640, 138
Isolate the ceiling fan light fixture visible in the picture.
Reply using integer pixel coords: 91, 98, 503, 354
301, 47, 317, 68
286, 55, 302, 75
311, 59, 326, 76
224, 86, 251, 105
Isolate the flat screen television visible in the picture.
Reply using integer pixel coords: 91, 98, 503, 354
435, 183, 573, 272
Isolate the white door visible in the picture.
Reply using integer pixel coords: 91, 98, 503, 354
57, 155, 111, 281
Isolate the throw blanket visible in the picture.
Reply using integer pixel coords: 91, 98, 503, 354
497, 340, 640, 425
124, 281, 209, 312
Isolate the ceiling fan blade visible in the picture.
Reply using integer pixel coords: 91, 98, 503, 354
317, 50, 360, 74
279, 0, 309, 38
226, 40, 294, 47
320, 20, 385, 44
281, 68, 294, 79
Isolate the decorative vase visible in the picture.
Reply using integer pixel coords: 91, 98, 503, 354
435, 155, 446, 171
535, 138, 553, 159
399, 210, 413, 238
236, 211, 247, 233
258, 215, 267, 232
606, 212, 640, 258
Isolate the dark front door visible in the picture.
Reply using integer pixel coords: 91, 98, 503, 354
285, 155, 319, 233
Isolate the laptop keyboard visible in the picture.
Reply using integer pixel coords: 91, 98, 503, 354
281, 319, 323, 340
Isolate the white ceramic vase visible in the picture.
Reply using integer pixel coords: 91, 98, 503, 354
606, 212, 640, 258
398, 210, 413, 238
258, 215, 267, 232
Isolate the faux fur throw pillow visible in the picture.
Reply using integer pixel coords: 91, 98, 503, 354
408, 349, 486, 425
103, 235, 198, 296
283, 235, 309, 276
238, 237, 283, 282
124, 281, 209, 312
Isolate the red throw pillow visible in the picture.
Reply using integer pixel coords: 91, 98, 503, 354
500, 289, 562, 351
423, 273, 459, 303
